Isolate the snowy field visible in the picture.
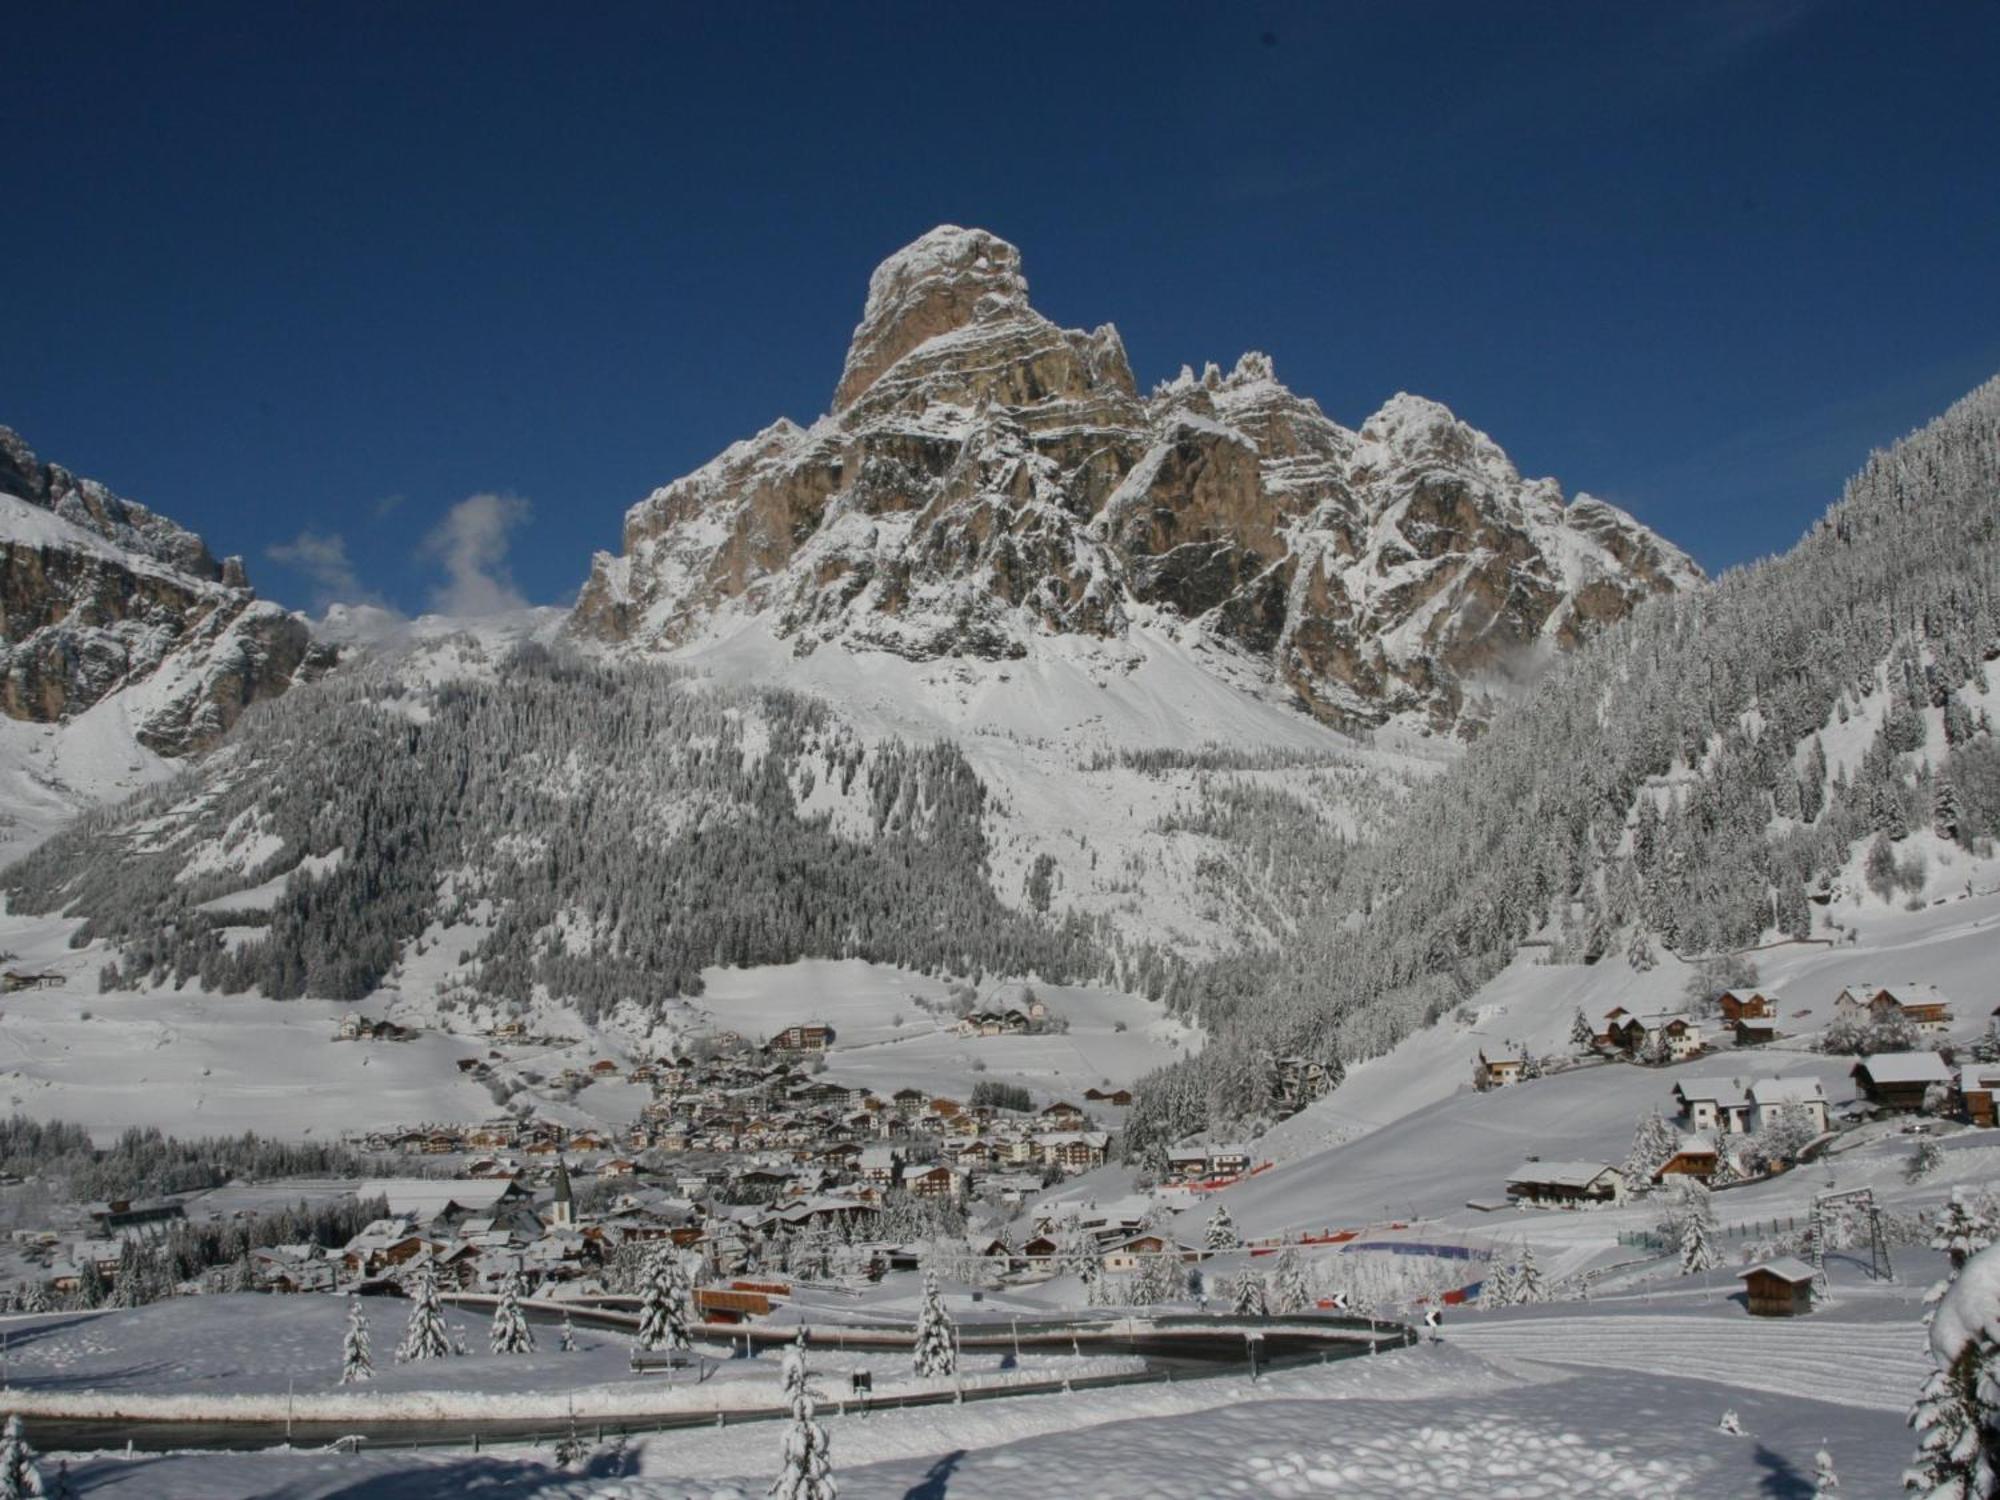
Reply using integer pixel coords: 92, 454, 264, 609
41, 1340, 1910, 1497
0, 883, 1188, 1139
0, 1296, 1138, 1424
689, 960, 1194, 1104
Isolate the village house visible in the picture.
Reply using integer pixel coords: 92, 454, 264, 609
1746, 1077, 1830, 1135
1739, 1257, 1817, 1317
1083, 1087, 1134, 1107
1, 970, 64, 993
1673, 1078, 1752, 1134
1040, 1131, 1110, 1175
1653, 1139, 1719, 1183
1504, 1160, 1625, 1208
1717, 990, 1778, 1024
1732, 1014, 1780, 1047
1101, 1233, 1200, 1274
900, 1164, 965, 1201
1960, 1066, 2000, 1127
1852, 1051, 1955, 1111
1474, 1050, 1525, 1089
1835, 983, 1956, 1036
770, 1023, 833, 1053
1273, 1056, 1333, 1112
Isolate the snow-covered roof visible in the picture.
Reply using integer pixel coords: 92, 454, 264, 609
1748, 1077, 1826, 1106
1673, 1078, 1747, 1106
1506, 1161, 1619, 1188
1739, 1256, 1815, 1284
1841, 982, 1955, 1009
1853, 1052, 1953, 1085
357, 1178, 521, 1218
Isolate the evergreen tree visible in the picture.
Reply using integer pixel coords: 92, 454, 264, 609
1056, 1220, 1096, 1278
340, 1297, 372, 1384
397, 1261, 452, 1363
1515, 1244, 1545, 1303
1272, 1250, 1311, 1314
1812, 1448, 1839, 1495
635, 1246, 692, 1352
911, 1271, 957, 1378
1908, 1240, 2000, 1499
1569, 1009, 1595, 1053
0, 1415, 43, 1500
1230, 1269, 1267, 1317
1484, 1259, 1519, 1308
1912, 1138, 1948, 1183
490, 1272, 535, 1355
771, 1341, 836, 1500
1205, 1203, 1241, 1252
1679, 1212, 1720, 1275
1622, 1111, 1679, 1190
1935, 1192, 2000, 1273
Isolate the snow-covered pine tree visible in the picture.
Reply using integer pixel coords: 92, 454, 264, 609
1812, 1448, 1839, 1495
0, 1414, 43, 1500
1515, 1244, 1545, 1303
1230, 1269, 1267, 1317
1484, 1259, 1518, 1309
1057, 1220, 1095, 1278
1569, 1009, 1595, 1053
1911, 1137, 1947, 1183
1627, 926, 1657, 973
397, 1261, 452, 1362
1205, 1204, 1241, 1252
1679, 1211, 1720, 1275
340, 1297, 372, 1384
1622, 1111, 1680, 1190
490, 1272, 535, 1355
911, 1271, 956, 1378
635, 1246, 691, 1352
1272, 1249, 1310, 1314
771, 1342, 836, 1500
1907, 1239, 2000, 1498
1935, 1191, 2000, 1273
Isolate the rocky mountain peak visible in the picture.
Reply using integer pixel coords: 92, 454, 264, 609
834, 226, 1035, 411
0, 426, 319, 754
573, 232, 1702, 735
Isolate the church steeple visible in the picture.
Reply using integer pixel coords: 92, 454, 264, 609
550, 1155, 574, 1228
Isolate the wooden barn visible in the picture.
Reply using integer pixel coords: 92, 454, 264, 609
1738, 1257, 1816, 1317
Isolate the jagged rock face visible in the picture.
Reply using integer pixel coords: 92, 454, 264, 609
572, 226, 1702, 732
1, 427, 320, 754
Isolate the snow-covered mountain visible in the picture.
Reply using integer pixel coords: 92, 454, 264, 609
0, 427, 320, 862
572, 226, 1700, 736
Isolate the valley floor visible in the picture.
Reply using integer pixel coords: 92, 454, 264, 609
45, 1334, 1904, 1498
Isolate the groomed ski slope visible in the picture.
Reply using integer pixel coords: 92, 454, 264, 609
1448, 1312, 1929, 1411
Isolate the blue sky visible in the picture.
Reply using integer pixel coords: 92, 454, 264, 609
6, 1, 1997, 616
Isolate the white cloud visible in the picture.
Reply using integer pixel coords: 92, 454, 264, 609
421, 493, 533, 618
266, 529, 365, 609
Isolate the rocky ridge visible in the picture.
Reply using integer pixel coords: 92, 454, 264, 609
0, 427, 318, 755
572, 225, 1701, 734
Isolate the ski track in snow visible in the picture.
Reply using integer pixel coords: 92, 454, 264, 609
1447, 1314, 1929, 1410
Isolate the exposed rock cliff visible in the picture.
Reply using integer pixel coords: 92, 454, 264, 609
572, 226, 1700, 734
0, 427, 319, 755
